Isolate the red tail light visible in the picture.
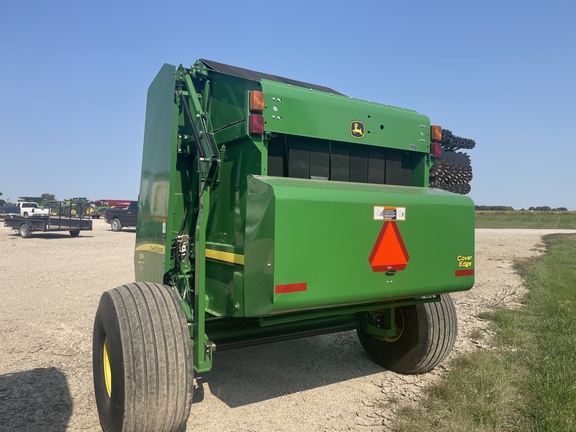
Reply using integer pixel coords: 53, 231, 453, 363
249, 114, 264, 134
431, 142, 442, 158
430, 125, 442, 158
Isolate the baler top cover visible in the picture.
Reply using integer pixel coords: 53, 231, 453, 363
198, 59, 344, 95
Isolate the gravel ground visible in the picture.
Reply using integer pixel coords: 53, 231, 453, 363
1, 219, 574, 431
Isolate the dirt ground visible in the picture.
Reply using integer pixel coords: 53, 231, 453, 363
1, 219, 574, 431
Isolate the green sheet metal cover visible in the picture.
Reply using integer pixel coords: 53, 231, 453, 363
260, 80, 430, 152
244, 175, 474, 316
135, 64, 177, 283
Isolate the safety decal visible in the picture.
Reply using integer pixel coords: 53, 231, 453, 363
368, 221, 410, 272
351, 121, 365, 138
373, 206, 406, 221
455, 255, 474, 277
275, 282, 308, 294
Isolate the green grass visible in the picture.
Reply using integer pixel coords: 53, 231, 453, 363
475, 211, 576, 229
391, 234, 576, 431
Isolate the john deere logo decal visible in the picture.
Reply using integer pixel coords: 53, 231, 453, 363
351, 121, 365, 138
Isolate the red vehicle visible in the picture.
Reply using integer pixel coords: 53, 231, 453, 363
91, 199, 132, 208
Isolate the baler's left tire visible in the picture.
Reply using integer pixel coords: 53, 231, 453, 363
93, 282, 193, 432
69, 230, 80, 237
357, 294, 457, 374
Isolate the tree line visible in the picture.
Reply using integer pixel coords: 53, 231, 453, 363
0, 192, 56, 206
476, 205, 570, 212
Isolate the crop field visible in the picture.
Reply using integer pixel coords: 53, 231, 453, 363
475, 211, 576, 229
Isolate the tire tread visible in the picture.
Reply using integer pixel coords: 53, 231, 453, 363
93, 282, 193, 432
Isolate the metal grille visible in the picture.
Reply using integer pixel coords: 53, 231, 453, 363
267, 135, 414, 186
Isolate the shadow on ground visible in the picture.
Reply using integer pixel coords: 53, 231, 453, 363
194, 330, 384, 408
0, 367, 71, 432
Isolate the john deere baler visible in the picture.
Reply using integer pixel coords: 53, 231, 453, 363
93, 59, 474, 432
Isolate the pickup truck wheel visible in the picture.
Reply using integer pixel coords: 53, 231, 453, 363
69, 230, 80, 237
357, 294, 457, 374
110, 218, 122, 231
19, 223, 32, 238
93, 282, 193, 432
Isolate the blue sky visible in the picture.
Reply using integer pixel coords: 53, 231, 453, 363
1, 0, 574, 209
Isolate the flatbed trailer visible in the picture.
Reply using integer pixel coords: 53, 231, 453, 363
4, 214, 92, 238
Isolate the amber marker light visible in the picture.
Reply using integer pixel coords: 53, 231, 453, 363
249, 90, 265, 112
430, 125, 442, 142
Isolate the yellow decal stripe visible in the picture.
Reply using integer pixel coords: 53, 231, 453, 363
205, 249, 245, 265
135, 243, 244, 264
135, 243, 166, 255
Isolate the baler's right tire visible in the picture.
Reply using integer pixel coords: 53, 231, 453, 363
357, 294, 457, 374
19, 223, 31, 238
93, 282, 193, 432
110, 218, 122, 231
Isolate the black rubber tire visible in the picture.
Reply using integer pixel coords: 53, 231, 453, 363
19, 223, 31, 238
81, 204, 92, 216
69, 230, 80, 237
110, 218, 122, 231
92, 282, 193, 432
357, 295, 457, 374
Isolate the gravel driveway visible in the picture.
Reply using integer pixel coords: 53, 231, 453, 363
1, 220, 574, 431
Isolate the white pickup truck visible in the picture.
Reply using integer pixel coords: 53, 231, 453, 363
1, 202, 50, 217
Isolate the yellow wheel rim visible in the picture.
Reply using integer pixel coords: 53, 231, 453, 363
384, 308, 405, 343
103, 337, 112, 397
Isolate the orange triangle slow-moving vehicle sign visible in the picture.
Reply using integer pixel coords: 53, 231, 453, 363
369, 221, 410, 272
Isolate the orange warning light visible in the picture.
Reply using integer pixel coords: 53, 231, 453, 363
368, 221, 410, 272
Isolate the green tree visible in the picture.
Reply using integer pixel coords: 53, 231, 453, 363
41, 193, 56, 201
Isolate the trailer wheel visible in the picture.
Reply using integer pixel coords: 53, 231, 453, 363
110, 218, 122, 231
69, 230, 80, 237
93, 282, 193, 432
357, 295, 457, 374
19, 223, 32, 238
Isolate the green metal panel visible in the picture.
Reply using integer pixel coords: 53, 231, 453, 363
244, 175, 474, 316
134, 60, 476, 375
135, 63, 178, 283
260, 80, 431, 153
